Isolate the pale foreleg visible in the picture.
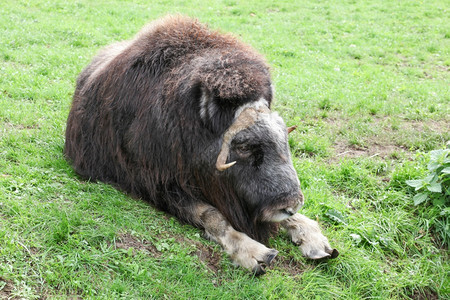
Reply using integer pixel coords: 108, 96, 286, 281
281, 214, 338, 259
191, 203, 278, 275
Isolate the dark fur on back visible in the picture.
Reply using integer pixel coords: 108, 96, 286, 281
65, 15, 276, 243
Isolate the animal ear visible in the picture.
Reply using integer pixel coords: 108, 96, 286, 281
287, 125, 297, 134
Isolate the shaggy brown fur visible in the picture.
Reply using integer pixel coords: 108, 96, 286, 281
65, 15, 277, 243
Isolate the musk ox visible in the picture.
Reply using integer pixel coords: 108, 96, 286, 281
65, 15, 338, 275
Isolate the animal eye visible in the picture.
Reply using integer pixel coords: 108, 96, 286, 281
235, 144, 252, 157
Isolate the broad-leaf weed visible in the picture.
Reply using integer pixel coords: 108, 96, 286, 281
407, 145, 450, 246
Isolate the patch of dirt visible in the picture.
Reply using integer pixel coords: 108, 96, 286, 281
398, 119, 449, 133
3, 122, 40, 131
267, 8, 280, 13
324, 117, 449, 161
272, 255, 311, 277
174, 235, 223, 276
114, 231, 223, 275
410, 289, 439, 300
114, 233, 161, 257
115, 231, 223, 277
192, 241, 222, 275
29, 247, 40, 256
333, 140, 408, 160
0, 277, 15, 300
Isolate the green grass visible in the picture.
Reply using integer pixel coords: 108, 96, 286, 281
1, 0, 449, 298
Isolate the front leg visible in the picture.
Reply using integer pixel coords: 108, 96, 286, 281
192, 203, 278, 275
281, 214, 339, 259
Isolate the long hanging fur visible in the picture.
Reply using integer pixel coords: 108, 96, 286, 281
64, 15, 276, 243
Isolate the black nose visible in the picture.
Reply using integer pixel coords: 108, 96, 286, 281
283, 208, 295, 216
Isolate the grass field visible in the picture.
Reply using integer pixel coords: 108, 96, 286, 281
1, 0, 449, 298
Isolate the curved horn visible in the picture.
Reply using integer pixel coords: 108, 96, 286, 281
216, 107, 261, 171
287, 125, 297, 134
216, 148, 237, 171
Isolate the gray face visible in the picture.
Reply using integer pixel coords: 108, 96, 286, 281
224, 107, 304, 222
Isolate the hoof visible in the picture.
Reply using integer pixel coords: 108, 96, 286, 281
252, 264, 266, 276
328, 248, 339, 259
263, 249, 278, 266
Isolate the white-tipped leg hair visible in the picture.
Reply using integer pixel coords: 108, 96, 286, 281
194, 203, 278, 275
281, 214, 339, 259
